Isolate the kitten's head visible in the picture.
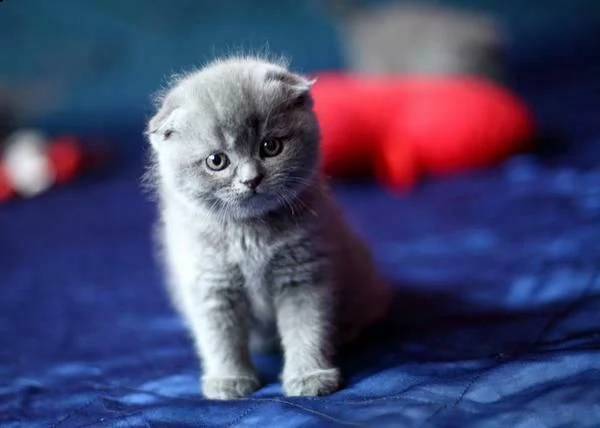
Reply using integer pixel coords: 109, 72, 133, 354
147, 57, 319, 219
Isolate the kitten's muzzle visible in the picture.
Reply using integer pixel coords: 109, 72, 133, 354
240, 174, 264, 190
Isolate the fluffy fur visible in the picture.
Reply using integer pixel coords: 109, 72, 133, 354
146, 56, 391, 399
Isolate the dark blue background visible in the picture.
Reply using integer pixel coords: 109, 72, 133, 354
1, 1, 600, 426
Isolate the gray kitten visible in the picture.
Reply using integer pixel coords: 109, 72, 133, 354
146, 56, 391, 399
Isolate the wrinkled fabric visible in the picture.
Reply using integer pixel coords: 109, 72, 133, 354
1, 133, 600, 426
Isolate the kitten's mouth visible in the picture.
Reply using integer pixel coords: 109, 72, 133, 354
230, 191, 260, 207
226, 191, 278, 219
239, 189, 262, 200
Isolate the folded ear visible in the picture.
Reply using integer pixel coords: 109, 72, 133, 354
266, 69, 315, 90
265, 69, 316, 108
146, 96, 179, 150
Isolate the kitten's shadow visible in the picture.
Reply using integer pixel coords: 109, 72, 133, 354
338, 281, 599, 380
252, 281, 598, 386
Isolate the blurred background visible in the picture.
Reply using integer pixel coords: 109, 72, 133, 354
1, 0, 599, 148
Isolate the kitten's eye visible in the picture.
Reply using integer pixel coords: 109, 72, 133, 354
205, 152, 230, 171
260, 138, 283, 158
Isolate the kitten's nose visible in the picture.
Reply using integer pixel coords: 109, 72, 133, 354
240, 174, 264, 190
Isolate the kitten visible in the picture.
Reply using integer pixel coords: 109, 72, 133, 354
146, 56, 391, 399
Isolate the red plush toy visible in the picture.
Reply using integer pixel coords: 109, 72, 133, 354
311, 74, 534, 190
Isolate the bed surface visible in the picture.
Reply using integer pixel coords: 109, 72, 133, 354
2, 96, 600, 427
2, 25, 600, 428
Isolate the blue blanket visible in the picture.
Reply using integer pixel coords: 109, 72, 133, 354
2, 112, 600, 427
2, 37, 600, 427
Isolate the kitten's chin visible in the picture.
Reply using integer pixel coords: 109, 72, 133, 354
228, 194, 282, 220
196, 175, 318, 220
186, 191, 275, 220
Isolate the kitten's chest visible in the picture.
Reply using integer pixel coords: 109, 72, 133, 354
226, 225, 274, 273
226, 226, 277, 318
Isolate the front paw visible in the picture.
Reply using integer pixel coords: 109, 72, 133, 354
202, 374, 260, 400
283, 368, 341, 397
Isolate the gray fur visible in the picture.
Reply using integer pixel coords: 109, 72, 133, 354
146, 56, 391, 399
